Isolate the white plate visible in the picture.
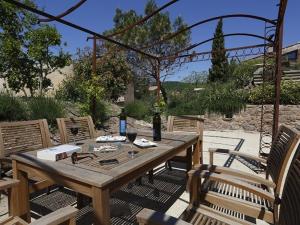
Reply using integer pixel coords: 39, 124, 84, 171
96, 136, 126, 142
133, 138, 157, 148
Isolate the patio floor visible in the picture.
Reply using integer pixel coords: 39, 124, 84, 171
0, 129, 268, 224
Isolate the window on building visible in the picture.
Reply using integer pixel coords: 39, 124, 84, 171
285, 50, 298, 61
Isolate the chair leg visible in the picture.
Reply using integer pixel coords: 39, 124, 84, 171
136, 177, 143, 185
148, 170, 154, 184
166, 161, 172, 171
77, 193, 91, 209
186, 147, 193, 172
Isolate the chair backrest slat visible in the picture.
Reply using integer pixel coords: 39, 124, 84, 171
278, 141, 300, 225
266, 125, 300, 191
57, 116, 96, 144
0, 119, 52, 157
167, 115, 204, 140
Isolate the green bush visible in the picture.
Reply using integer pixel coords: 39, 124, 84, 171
167, 87, 206, 116
27, 97, 66, 128
248, 81, 300, 105
0, 93, 28, 121
79, 100, 108, 125
167, 83, 247, 117
124, 100, 151, 120
205, 83, 247, 116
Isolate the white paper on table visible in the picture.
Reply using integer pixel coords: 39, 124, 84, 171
96, 136, 126, 142
133, 138, 157, 148
37, 144, 81, 161
94, 145, 118, 152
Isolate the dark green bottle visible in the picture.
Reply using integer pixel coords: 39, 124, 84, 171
119, 108, 127, 136
153, 108, 161, 141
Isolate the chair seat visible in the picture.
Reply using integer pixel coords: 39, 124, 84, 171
182, 204, 255, 225
188, 210, 230, 225
202, 179, 273, 209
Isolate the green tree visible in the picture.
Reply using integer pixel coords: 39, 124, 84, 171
0, 1, 69, 96
26, 25, 70, 96
56, 45, 132, 122
208, 19, 229, 82
231, 59, 261, 88
107, 0, 191, 102
0, 0, 37, 96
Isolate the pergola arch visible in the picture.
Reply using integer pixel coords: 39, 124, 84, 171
160, 33, 274, 60
39, 0, 88, 23
142, 13, 277, 50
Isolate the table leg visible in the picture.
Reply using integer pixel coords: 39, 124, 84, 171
186, 146, 192, 172
11, 160, 30, 222
92, 187, 110, 225
193, 138, 201, 166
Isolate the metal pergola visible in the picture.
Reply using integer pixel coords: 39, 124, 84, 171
4, 0, 288, 155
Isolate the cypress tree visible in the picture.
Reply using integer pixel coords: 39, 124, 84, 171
208, 19, 229, 82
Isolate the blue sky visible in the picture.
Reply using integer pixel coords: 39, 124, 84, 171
35, 0, 300, 81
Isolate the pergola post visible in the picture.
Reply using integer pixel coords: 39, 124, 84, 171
90, 35, 97, 122
272, 0, 288, 139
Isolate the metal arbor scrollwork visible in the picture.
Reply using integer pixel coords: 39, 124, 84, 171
259, 22, 277, 156
4, 0, 288, 154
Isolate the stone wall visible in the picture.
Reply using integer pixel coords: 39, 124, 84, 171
203, 105, 300, 131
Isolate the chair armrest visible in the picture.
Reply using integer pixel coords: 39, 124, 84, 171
191, 164, 276, 188
136, 208, 191, 225
188, 170, 275, 203
0, 178, 19, 191
208, 148, 267, 165
30, 206, 78, 225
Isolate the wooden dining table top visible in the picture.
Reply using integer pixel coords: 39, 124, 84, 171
11, 130, 199, 189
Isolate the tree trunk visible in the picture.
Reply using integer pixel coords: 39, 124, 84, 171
39, 62, 43, 96
89, 96, 97, 123
159, 81, 168, 104
21, 88, 27, 97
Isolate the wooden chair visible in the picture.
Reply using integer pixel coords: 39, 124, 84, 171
0, 120, 54, 193
0, 178, 78, 225
136, 137, 300, 225
200, 125, 299, 197
185, 125, 300, 223
56, 116, 97, 144
0, 120, 52, 159
167, 115, 204, 171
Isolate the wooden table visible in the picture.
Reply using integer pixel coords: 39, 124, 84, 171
10, 131, 200, 225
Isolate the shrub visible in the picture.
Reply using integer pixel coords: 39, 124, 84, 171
167, 83, 247, 117
205, 83, 247, 116
0, 93, 27, 121
248, 81, 300, 105
124, 100, 151, 120
167, 87, 206, 116
27, 97, 66, 128
79, 100, 108, 126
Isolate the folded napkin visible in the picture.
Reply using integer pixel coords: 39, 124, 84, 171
96, 135, 126, 142
133, 138, 157, 148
